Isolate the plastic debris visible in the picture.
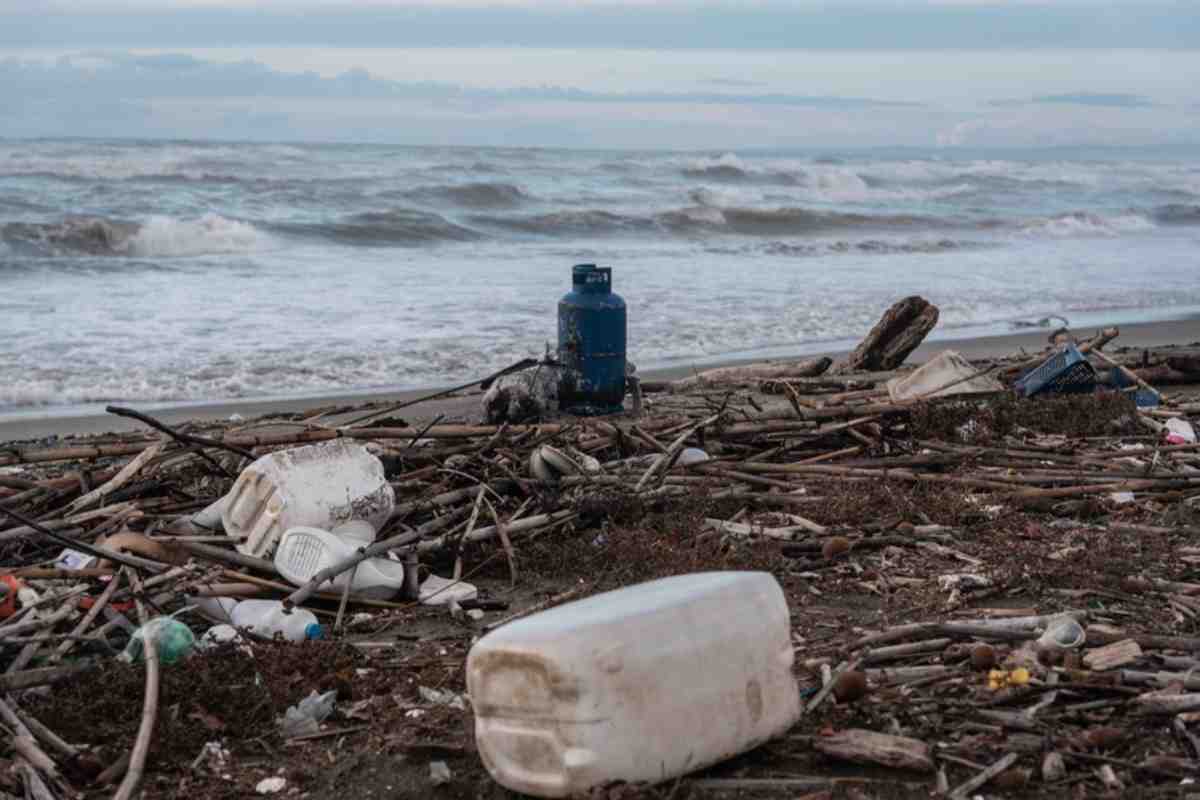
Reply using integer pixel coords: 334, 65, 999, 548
197, 624, 245, 650
988, 668, 1031, 690
887, 349, 1003, 401
121, 617, 196, 664
1014, 344, 1096, 397
54, 548, 97, 571
1166, 417, 1196, 445
0, 575, 23, 620
419, 574, 478, 607
418, 686, 466, 711
1037, 615, 1086, 653
222, 439, 394, 558
280, 690, 337, 737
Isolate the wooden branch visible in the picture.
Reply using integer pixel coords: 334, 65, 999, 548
0, 662, 96, 693
106, 405, 256, 461
948, 752, 1019, 800
0, 504, 166, 573
112, 570, 160, 800
46, 571, 123, 666
63, 439, 167, 515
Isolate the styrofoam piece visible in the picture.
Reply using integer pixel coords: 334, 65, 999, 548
274, 526, 406, 600
887, 350, 1003, 402
222, 440, 394, 558
467, 571, 800, 797
419, 574, 478, 606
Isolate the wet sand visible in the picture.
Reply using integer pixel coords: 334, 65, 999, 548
2, 316, 1196, 442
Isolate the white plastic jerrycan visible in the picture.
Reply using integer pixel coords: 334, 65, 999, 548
466, 571, 800, 798
222, 440, 394, 558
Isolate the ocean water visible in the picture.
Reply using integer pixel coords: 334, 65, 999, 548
1, 138, 1199, 415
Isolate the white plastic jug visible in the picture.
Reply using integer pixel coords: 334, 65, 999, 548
466, 571, 800, 798
229, 600, 322, 641
222, 440, 395, 557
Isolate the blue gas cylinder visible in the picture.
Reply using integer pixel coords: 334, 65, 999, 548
558, 264, 626, 415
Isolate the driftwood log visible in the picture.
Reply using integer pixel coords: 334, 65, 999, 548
669, 356, 832, 391
837, 295, 939, 373
813, 729, 934, 772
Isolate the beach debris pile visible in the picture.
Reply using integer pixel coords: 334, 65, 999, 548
0, 320, 1199, 798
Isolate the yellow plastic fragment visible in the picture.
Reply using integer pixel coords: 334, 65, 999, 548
987, 667, 1031, 690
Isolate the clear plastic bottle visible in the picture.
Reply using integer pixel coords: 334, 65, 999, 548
229, 600, 323, 641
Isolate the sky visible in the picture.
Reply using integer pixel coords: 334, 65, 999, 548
1, 0, 1197, 149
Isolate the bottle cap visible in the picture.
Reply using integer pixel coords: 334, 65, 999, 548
305, 623, 324, 640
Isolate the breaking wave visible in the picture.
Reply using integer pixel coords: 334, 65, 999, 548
269, 208, 483, 246
127, 214, 271, 256
0, 214, 270, 257
1152, 204, 1200, 225
1, 217, 137, 256
403, 182, 530, 209
1019, 211, 1157, 237
468, 209, 660, 237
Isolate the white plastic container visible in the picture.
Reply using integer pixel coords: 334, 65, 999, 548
229, 599, 322, 641
188, 595, 239, 624
274, 526, 407, 599
466, 571, 800, 798
222, 440, 395, 557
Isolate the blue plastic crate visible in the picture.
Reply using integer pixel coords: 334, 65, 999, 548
1014, 344, 1097, 397
1109, 363, 1160, 407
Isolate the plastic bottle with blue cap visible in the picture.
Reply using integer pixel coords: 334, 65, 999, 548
229, 599, 323, 641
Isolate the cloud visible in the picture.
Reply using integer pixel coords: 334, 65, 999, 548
0, 52, 916, 108
1, 50, 1194, 148
1, 2, 1196, 49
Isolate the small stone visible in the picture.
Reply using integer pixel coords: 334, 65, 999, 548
429, 761, 452, 786
970, 644, 997, 671
822, 536, 852, 561
992, 768, 1030, 789
832, 670, 869, 703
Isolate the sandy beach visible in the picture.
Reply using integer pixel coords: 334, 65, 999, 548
2, 315, 1195, 443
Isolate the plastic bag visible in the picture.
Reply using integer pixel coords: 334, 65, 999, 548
121, 617, 196, 665
280, 689, 337, 737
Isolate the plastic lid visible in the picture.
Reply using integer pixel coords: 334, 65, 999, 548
305, 623, 324, 640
